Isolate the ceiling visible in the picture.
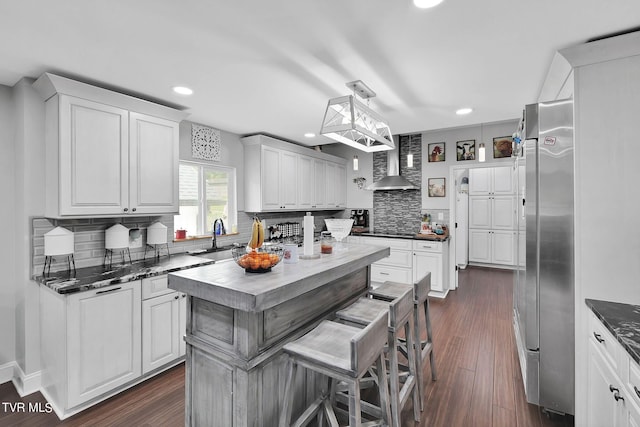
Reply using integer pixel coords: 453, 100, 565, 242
2, 1, 639, 146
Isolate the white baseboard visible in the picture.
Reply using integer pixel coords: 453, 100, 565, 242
12, 363, 41, 397
0, 361, 16, 384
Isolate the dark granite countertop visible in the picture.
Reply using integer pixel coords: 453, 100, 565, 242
586, 299, 640, 365
34, 254, 214, 294
352, 231, 450, 242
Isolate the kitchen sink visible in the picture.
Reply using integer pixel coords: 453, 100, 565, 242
187, 245, 235, 261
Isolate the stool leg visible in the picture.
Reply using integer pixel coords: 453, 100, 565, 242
388, 329, 401, 427
413, 303, 425, 412
376, 353, 392, 427
348, 379, 362, 427
405, 314, 421, 422
279, 358, 298, 427
424, 298, 437, 381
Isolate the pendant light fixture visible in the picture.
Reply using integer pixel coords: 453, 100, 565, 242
353, 155, 359, 171
479, 143, 486, 162
320, 80, 394, 152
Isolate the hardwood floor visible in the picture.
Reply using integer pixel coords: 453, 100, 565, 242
1, 266, 574, 426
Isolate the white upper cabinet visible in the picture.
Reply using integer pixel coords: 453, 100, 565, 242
242, 134, 347, 212
469, 166, 515, 195
34, 73, 187, 218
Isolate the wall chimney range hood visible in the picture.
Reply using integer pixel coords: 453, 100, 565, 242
366, 143, 418, 191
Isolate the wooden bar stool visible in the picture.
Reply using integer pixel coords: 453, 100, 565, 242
279, 311, 392, 427
369, 273, 436, 412
335, 287, 421, 427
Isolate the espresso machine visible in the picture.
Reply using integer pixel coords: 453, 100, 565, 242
350, 209, 369, 233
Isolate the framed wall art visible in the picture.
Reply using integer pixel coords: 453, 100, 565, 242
493, 136, 513, 158
456, 140, 475, 161
191, 124, 221, 161
427, 142, 445, 162
428, 178, 446, 197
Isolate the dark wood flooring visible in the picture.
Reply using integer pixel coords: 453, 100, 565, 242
1, 266, 574, 426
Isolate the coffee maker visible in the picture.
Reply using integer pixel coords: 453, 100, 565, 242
350, 209, 369, 233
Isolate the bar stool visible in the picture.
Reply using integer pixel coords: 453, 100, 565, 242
279, 311, 392, 427
369, 273, 436, 412
335, 287, 421, 427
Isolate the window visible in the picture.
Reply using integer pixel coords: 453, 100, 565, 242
174, 162, 237, 236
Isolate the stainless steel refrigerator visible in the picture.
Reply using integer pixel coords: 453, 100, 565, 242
513, 99, 574, 415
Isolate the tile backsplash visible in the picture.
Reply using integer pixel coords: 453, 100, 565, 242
32, 210, 345, 276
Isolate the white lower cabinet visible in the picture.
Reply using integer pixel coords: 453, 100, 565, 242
40, 274, 187, 419
142, 275, 187, 374
469, 229, 515, 265
362, 237, 413, 285
587, 310, 640, 427
40, 281, 142, 415
413, 240, 449, 296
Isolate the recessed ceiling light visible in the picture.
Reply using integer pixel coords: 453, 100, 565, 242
304, 133, 316, 138
172, 86, 193, 95
414, 0, 444, 9
456, 107, 473, 115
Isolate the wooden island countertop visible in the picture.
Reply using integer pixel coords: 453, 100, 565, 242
166, 242, 390, 427
169, 243, 390, 312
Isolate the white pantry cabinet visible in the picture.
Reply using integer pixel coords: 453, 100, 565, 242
469, 195, 516, 230
469, 166, 515, 196
469, 229, 516, 265
34, 73, 186, 218
242, 134, 347, 212
40, 281, 142, 416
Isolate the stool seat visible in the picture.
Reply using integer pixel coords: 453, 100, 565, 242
282, 320, 366, 378
280, 312, 392, 427
370, 281, 416, 302
334, 297, 388, 326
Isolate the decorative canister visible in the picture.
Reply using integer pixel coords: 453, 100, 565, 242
105, 224, 129, 249
44, 226, 74, 256
147, 222, 168, 245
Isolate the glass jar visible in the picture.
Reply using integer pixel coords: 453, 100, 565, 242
320, 231, 334, 254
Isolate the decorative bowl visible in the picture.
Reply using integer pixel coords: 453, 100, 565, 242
232, 245, 283, 273
324, 219, 354, 242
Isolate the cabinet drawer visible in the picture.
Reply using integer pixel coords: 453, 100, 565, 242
360, 237, 413, 250
412, 240, 442, 253
629, 358, 640, 407
374, 249, 412, 268
371, 265, 412, 284
589, 311, 620, 371
142, 275, 171, 300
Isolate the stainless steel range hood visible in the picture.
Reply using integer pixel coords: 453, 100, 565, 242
366, 145, 418, 191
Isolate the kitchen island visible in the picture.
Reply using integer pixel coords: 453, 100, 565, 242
168, 242, 390, 427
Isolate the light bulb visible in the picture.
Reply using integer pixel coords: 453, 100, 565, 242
414, 0, 443, 9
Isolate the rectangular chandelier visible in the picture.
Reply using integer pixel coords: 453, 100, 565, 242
319, 81, 395, 152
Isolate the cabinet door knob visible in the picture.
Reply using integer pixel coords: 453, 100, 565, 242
132, 208, 137, 212
609, 385, 619, 394
175, 295, 180, 300
593, 332, 605, 343
614, 392, 625, 402
634, 386, 640, 399
123, 208, 129, 212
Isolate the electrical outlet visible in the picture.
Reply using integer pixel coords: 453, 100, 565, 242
438, 212, 444, 220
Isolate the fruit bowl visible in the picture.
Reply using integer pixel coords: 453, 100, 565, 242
232, 245, 283, 273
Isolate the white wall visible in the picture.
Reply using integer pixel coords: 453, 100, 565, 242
178, 121, 245, 211
421, 120, 518, 210
572, 49, 640, 425
0, 84, 16, 372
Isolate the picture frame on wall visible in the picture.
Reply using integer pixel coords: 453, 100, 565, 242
428, 178, 446, 197
456, 140, 476, 161
493, 136, 513, 158
427, 142, 445, 162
